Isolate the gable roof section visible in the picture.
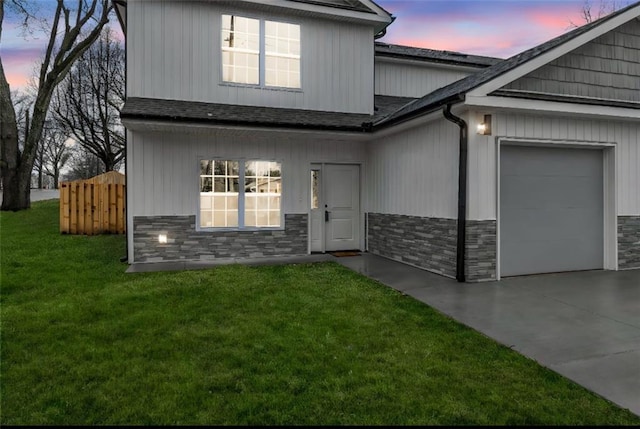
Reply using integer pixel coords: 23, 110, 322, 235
121, 95, 415, 132
375, 1, 640, 128
375, 42, 501, 68
496, 18, 640, 103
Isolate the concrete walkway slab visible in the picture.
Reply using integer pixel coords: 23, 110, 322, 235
336, 253, 640, 416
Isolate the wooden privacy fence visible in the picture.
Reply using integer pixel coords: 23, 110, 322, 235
59, 172, 126, 235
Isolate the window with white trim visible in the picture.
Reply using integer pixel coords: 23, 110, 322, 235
200, 160, 282, 229
221, 15, 300, 89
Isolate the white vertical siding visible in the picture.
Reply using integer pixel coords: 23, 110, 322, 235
127, 0, 374, 114
374, 60, 472, 98
466, 111, 497, 222
365, 118, 459, 219
127, 129, 366, 218
467, 111, 640, 220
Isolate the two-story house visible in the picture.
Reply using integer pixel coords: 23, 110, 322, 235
116, 0, 640, 282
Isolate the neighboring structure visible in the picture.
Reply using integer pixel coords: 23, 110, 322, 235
116, 0, 640, 281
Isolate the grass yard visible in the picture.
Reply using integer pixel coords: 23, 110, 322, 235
1, 200, 639, 425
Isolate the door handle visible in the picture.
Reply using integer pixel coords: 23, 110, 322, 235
325, 210, 330, 222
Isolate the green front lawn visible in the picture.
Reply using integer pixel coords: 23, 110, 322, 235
1, 200, 638, 425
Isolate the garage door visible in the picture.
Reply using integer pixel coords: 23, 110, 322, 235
500, 145, 603, 277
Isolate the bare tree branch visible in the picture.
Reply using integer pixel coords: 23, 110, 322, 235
2, 0, 42, 39
569, 0, 631, 27
39, 1, 63, 88
53, 27, 125, 173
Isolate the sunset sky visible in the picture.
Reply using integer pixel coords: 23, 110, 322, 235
0, 0, 607, 90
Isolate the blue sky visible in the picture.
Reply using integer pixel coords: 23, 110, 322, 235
0, 0, 606, 89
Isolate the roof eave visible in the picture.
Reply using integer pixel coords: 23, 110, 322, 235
375, 52, 497, 69
112, 0, 127, 34
120, 112, 370, 133
372, 94, 465, 131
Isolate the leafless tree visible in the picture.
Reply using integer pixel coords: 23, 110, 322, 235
63, 144, 102, 182
0, 0, 112, 211
52, 27, 124, 173
570, 0, 631, 26
33, 120, 71, 189
10, 89, 32, 149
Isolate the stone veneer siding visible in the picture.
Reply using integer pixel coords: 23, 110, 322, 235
618, 216, 640, 269
133, 214, 307, 262
466, 220, 497, 282
367, 213, 457, 278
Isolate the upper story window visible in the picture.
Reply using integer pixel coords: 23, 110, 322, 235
222, 15, 300, 89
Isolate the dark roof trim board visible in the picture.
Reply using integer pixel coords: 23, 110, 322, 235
111, 0, 127, 30
112, 0, 127, 31
375, 1, 640, 128
121, 95, 416, 133
491, 89, 640, 110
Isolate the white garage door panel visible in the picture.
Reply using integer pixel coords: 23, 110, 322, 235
500, 146, 604, 277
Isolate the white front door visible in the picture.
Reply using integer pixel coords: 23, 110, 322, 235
324, 164, 360, 251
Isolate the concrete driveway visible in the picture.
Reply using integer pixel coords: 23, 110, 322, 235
337, 254, 640, 416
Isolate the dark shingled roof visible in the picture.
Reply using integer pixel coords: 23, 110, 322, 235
375, 42, 501, 68
374, 1, 640, 128
121, 95, 416, 132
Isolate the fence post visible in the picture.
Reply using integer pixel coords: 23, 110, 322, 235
92, 184, 100, 234
117, 184, 125, 234
60, 184, 69, 233
70, 183, 78, 234
79, 183, 86, 234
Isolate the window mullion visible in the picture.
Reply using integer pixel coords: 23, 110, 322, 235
239, 160, 246, 228
259, 20, 265, 87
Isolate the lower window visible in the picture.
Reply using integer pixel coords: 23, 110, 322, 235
200, 159, 281, 229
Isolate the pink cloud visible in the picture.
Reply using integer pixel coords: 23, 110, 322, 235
378, 0, 592, 58
529, 8, 588, 30
1, 46, 42, 89
5, 71, 31, 89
